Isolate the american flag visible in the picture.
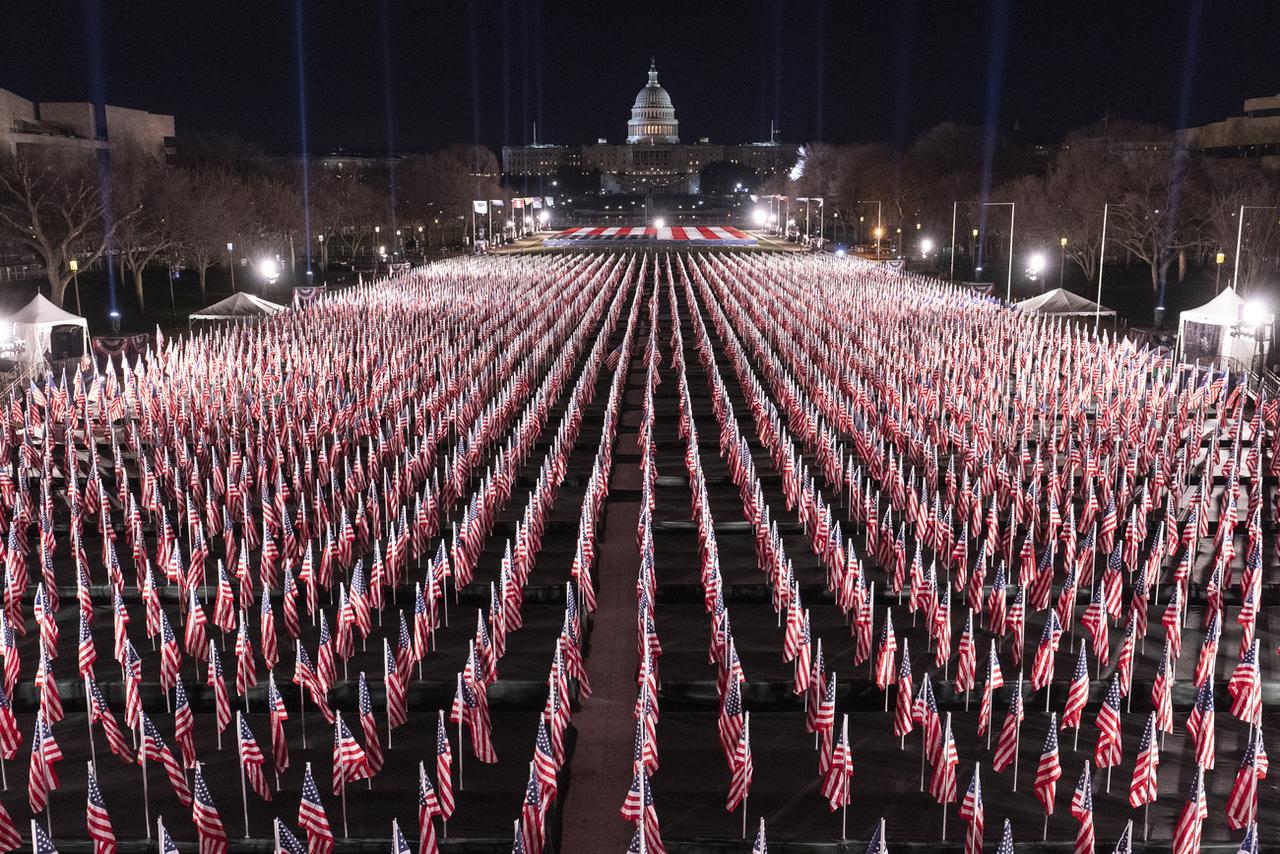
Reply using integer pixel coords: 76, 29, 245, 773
392, 819, 412, 854
821, 714, 853, 812
619, 768, 666, 854
297, 765, 335, 854
267, 673, 290, 774
996, 818, 1014, 854
275, 820, 306, 854
86, 678, 133, 764
358, 672, 385, 774
728, 712, 753, 812
385, 640, 408, 730
874, 604, 897, 687
435, 713, 455, 820
1186, 674, 1216, 770
1094, 676, 1123, 770
0, 800, 20, 853
1069, 760, 1095, 854
31, 820, 58, 854
1227, 640, 1262, 725
417, 762, 440, 854
332, 712, 373, 794
992, 677, 1023, 773
191, 767, 228, 854
930, 713, 958, 806
85, 763, 117, 854
1226, 728, 1265, 830
27, 712, 61, 814
141, 712, 192, 806
238, 713, 273, 801
1172, 764, 1208, 854
893, 638, 914, 738
78, 608, 97, 676
520, 763, 544, 854
207, 643, 232, 735
1129, 712, 1160, 808
1034, 715, 1062, 815
958, 763, 984, 854
864, 818, 888, 854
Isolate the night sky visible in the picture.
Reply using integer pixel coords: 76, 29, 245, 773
1, 0, 1277, 155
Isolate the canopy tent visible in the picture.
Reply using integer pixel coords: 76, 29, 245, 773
7, 293, 89, 363
1177, 287, 1274, 369
1013, 287, 1116, 317
189, 292, 287, 322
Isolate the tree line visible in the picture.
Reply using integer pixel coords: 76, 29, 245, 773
777, 121, 1280, 298
0, 133, 505, 309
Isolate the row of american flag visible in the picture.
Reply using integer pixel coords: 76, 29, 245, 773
0, 240, 1271, 853
0, 253, 653, 853
612, 250, 1267, 852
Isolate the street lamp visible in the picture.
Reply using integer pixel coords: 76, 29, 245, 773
1215, 251, 1226, 294
227, 242, 236, 292
1027, 251, 1047, 292
873, 226, 884, 258
257, 258, 280, 286
920, 238, 934, 258
654, 217, 666, 230
752, 207, 768, 228
68, 258, 81, 315
1058, 237, 1068, 289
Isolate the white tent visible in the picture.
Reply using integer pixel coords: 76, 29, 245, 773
190, 292, 286, 322
1177, 287, 1274, 369
1014, 287, 1116, 317
8, 293, 89, 363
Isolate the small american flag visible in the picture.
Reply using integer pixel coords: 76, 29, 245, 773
85, 764, 117, 854
297, 765, 335, 854
191, 767, 228, 854
1172, 765, 1208, 854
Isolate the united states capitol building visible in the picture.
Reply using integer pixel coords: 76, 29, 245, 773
502, 61, 799, 194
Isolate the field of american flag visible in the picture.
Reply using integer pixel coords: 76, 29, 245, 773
0, 249, 1272, 853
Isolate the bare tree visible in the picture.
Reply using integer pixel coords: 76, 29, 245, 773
112, 152, 178, 310
0, 152, 122, 307
1200, 160, 1280, 294
171, 166, 243, 300
1108, 144, 1205, 293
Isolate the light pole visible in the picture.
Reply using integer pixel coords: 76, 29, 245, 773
1215, 251, 1225, 294
949, 202, 958, 280
1232, 205, 1280, 293
1094, 203, 1123, 334
227, 242, 236, 292
981, 202, 1015, 301
1058, 237, 1068, 289
374, 226, 381, 277
69, 258, 81, 315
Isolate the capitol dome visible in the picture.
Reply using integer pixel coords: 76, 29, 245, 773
627, 60, 679, 144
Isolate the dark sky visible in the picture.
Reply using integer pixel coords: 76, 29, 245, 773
1, 0, 1277, 155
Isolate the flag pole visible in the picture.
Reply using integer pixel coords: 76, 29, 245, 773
236, 711, 249, 838
140, 723, 152, 836
1011, 672, 1023, 792
210, 640, 222, 751
273, 818, 281, 854
84, 675, 97, 766
456, 674, 465, 791
297, 640, 307, 749
867, 583, 875, 678
158, 816, 165, 848
385, 640, 394, 749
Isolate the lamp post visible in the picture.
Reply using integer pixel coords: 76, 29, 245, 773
1232, 205, 1280, 293
227, 242, 236, 292
68, 258, 81, 315
1058, 236, 1068, 289
1095, 203, 1123, 334
374, 226, 381, 277
1215, 251, 1225, 294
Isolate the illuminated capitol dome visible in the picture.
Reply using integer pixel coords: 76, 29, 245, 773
627, 60, 679, 144
502, 57, 799, 195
